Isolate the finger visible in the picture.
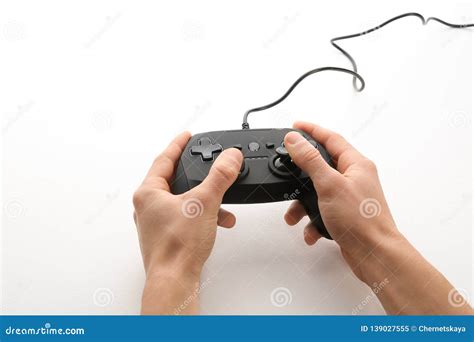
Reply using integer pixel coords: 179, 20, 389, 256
293, 121, 364, 173
198, 148, 243, 201
284, 201, 307, 226
144, 131, 192, 190
304, 223, 322, 245
217, 208, 236, 228
284, 131, 341, 191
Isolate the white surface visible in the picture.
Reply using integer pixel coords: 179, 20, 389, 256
1, 0, 472, 314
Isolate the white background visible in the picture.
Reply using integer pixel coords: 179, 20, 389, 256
1, 0, 472, 314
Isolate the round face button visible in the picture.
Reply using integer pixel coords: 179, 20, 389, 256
248, 142, 260, 152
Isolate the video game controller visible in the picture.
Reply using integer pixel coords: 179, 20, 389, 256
171, 128, 335, 239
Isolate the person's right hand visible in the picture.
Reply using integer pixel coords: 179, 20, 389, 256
283, 121, 400, 282
283, 121, 473, 315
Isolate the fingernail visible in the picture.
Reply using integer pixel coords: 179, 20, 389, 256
285, 132, 304, 145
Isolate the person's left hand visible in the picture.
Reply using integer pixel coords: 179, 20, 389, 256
133, 131, 243, 280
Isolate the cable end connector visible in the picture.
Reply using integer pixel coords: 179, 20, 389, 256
242, 122, 250, 129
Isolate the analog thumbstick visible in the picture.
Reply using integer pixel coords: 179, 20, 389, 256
275, 146, 296, 171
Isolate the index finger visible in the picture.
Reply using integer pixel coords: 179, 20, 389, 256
143, 131, 191, 190
293, 121, 364, 173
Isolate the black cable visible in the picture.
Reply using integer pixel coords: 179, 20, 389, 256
242, 12, 473, 129
241, 67, 365, 129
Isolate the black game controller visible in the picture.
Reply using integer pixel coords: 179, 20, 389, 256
169, 13, 474, 240
171, 128, 335, 239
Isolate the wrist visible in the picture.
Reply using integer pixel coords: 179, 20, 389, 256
143, 244, 206, 280
142, 263, 202, 315
145, 256, 203, 283
356, 230, 415, 286
338, 216, 402, 270
356, 215, 401, 250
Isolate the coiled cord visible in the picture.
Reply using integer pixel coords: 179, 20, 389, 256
242, 12, 473, 129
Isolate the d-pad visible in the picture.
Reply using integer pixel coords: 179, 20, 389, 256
190, 137, 223, 161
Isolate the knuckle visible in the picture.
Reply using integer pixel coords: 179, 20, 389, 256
328, 132, 345, 145
314, 178, 333, 197
361, 158, 378, 173
132, 187, 152, 211
152, 153, 164, 166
